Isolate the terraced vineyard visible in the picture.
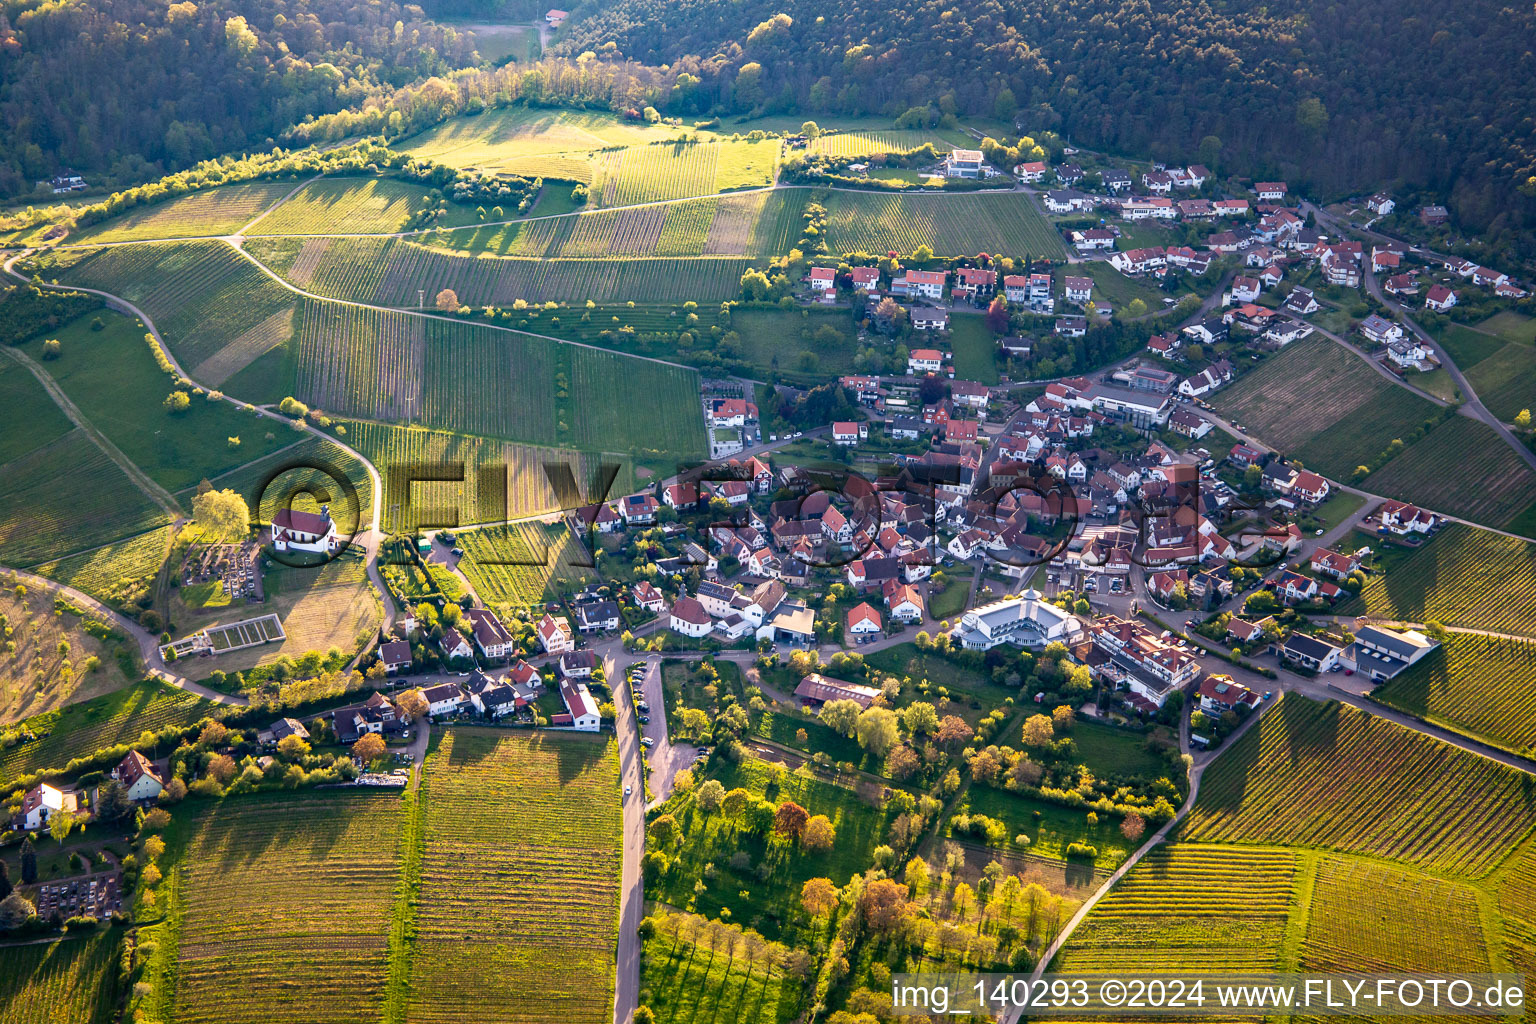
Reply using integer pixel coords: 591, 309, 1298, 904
1299, 857, 1491, 974
41, 241, 297, 371
32, 524, 173, 611
820, 191, 1065, 257
70, 181, 296, 243
0, 431, 173, 566
456, 521, 596, 608
1211, 338, 1439, 479
252, 177, 465, 234
0, 931, 124, 1024
1053, 845, 1299, 973
287, 236, 749, 305
1498, 840, 1536, 1005
566, 346, 708, 458
167, 790, 405, 1024
1361, 416, 1536, 529
0, 679, 219, 786
1373, 631, 1536, 755
1180, 697, 1536, 876
409, 729, 621, 1024
344, 421, 630, 531
1342, 523, 1536, 636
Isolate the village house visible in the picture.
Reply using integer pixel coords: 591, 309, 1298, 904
1063, 276, 1093, 305
849, 266, 880, 293
1197, 674, 1260, 716
1043, 189, 1091, 213
1072, 229, 1116, 251
1340, 625, 1440, 682
1002, 275, 1029, 303
115, 751, 166, 802
1227, 276, 1262, 304
440, 627, 474, 662
793, 673, 882, 709
13, 784, 80, 831
1014, 160, 1049, 182
1425, 284, 1458, 312
911, 308, 950, 331
1254, 182, 1287, 201
1366, 193, 1396, 217
668, 596, 712, 638
944, 148, 985, 179
330, 693, 406, 743
1283, 287, 1320, 314
953, 267, 997, 299
1274, 632, 1341, 673
378, 639, 412, 674
831, 421, 865, 446
423, 682, 470, 717
883, 579, 925, 623
631, 580, 665, 614
574, 599, 621, 633
908, 348, 945, 373
1378, 500, 1440, 535
1359, 314, 1404, 345
846, 602, 883, 642
555, 681, 602, 731
1310, 548, 1360, 580
537, 613, 575, 654
465, 607, 514, 659
808, 267, 836, 293
893, 269, 946, 301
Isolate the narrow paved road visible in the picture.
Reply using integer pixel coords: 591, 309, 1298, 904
607, 650, 646, 1024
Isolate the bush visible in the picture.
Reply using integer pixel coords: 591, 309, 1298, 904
1065, 841, 1099, 860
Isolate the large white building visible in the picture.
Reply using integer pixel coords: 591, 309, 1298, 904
951, 591, 1083, 651
271, 507, 341, 555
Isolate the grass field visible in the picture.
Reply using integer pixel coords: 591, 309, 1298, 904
1435, 321, 1508, 368
1341, 523, 1536, 636
165, 790, 406, 1024
948, 312, 999, 384
0, 678, 218, 786
729, 307, 862, 377
0, 357, 75, 464
409, 728, 621, 1024
397, 107, 693, 177
1465, 338, 1536, 424
456, 521, 596, 609
1180, 696, 1536, 877
1053, 845, 1299, 973
1361, 415, 1536, 529
956, 785, 1138, 868
1211, 338, 1440, 479
1373, 632, 1536, 756
0, 431, 173, 567
16, 309, 293, 493
0, 931, 124, 1024
70, 181, 297, 243
821, 191, 1065, 258
1478, 310, 1536, 344
640, 917, 803, 1024
41, 241, 298, 377
808, 129, 953, 159
252, 177, 477, 235
0, 585, 136, 726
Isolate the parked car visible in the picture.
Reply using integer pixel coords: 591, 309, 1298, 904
641, 737, 655, 748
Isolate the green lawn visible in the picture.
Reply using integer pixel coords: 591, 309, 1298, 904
731, 307, 861, 378
641, 928, 802, 1024
928, 579, 973, 622
1478, 311, 1536, 345
954, 784, 1136, 869
948, 312, 999, 384
1434, 322, 1506, 370
1305, 491, 1367, 534
1069, 719, 1173, 780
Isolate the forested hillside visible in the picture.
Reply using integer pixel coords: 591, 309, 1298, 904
0, 0, 480, 197
555, 0, 1536, 246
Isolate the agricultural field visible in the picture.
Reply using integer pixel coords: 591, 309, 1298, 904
293, 301, 425, 422
592, 138, 778, 206
275, 235, 750, 305
1342, 523, 1536, 636
1498, 840, 1536, 1005
164, 790, 407, 1024
456, 20, 540, 62
0, 678, 219, 786
1434, 321, 1508, 369
37, 241, 299, 376
397, 106, 685, 177
15, 309, 293, 493
564, 346, 708, 460
1299, 856, 1491, 974
31, 525, 173, 615
0, 431, 173, 567
1179, 696, 1536, 877
1370, 632, 1536, 752
1478, 310, 1536, 344
807, 129, 953, 158
342, 421, 626, 531
408, 728, 622, 1024
820, 191, 1065, 257
0, 931, 124, 1024
1361, 416, 1536, 530
188, 433, 375, 533
69, 181, 297, 243
0, 584, 136, 726
251, 176, 476, 235
640, 914, 804, 1024
456, 521, 596, 609
0, 357, 74, 464
1464, 338, 1536, 423
1053, 846, 1299, 973
1211, 338, 1439, 479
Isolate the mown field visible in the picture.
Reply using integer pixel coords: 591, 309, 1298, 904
15, 308, 293, 493
430, 190, 804, 259
250, 234, 751, 305
37, 241, 298, 387
0, 679, 219, 786
0, 358, 74, 463
250, 176, 477, 235
1361, 415, 1536, 530
1179, 696, 1535, 877
69, 181, 297, 243
164, 790, 407, 1024
0, 586, 136, 726
409, 728, 622, 1024
820, 191, 1065, 257
807, 129, 954, 158
397, 106, 694, 177
456, 521, 596, 609
1212, 338, 1439, 479
1341, 523, 1536, 636
1053, 845, 1299, 973
344, 421, 629, 531
1373, 632, 1536, 756
0, 930, 124, 1024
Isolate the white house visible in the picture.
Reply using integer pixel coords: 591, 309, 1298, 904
1254, 182, 1287, 201
1425, 284, 1457, 312
882, 579, 924, 623
846, 602, 883, 642
115, 751, 165, 802
1359, 314, 1404, 344
271, 507, 341, 555
557, 682, 602, 731
1063, 276, 1093, 305
13, 783, 78, 831
537, 613, 574, 654
1366, 193, 1396, 217
945, 148, 985, 178
440, 628, 474, 662
465, 607, 514, 659
908, 349, 944, 374
379, 639, 412, 674
669, 596, 713, 638
808, 267, 836, 292
422, 682, 470, 717
631, 580, 665, 614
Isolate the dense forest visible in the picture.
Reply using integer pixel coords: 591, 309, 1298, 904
551, 0, 1536, 249
0, 0, 481, 197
